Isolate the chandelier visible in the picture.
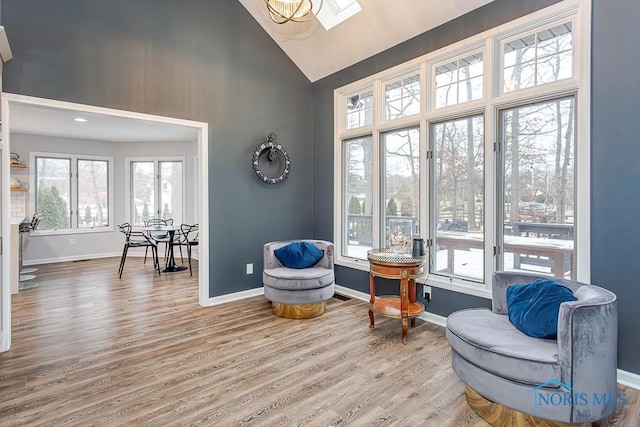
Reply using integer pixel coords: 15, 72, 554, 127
264, 0, 323, 24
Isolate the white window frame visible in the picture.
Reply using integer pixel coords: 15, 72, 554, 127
125, 156, 186, 227
333, 0, 590, 298
29, 151, 115, 235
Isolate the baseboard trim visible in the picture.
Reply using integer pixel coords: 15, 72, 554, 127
24, 252, 122, 265
618, 369, 640, 391
206, 287, 265, 306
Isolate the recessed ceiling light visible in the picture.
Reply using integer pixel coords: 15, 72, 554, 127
74, 117, 87, 123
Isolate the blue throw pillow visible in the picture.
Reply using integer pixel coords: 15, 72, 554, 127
274, 242, 324, 269
506, 279, 577, 339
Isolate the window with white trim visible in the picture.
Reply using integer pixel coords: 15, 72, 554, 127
32, 153, 113, 232
128, 159, 184, 226
334, 2, 588, 297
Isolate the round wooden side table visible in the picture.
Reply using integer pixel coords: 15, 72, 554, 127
367, 249, 425, 344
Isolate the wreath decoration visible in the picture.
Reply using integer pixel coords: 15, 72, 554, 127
252, 132, 290, 184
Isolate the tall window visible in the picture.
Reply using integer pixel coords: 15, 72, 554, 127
432, 116, 484, 281
33, 154, 112, 232
383, 128, 420, 250
343, 136, 373, 259
129, 159, 184, 226
334, 3, 587, 296
499, 97, 575, 278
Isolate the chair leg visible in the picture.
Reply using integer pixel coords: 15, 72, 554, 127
118, 245, 129, 279
144, 247, 148, 264
154, 246, 162, 276
187, 244, 192, 276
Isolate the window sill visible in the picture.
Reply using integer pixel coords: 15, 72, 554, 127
336, 257, 492, 299
31, 227, 115, 237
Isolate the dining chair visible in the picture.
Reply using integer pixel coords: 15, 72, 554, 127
180, 223, 199, 276
144, 218, 182, 264
117, 223, 161, 278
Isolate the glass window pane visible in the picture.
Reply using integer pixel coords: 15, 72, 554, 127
503, 22, 573, 93
344, 136, 373, 260
346, 90, 373, 129
435, 84, 457, 109
500, 97, 575, 279
78, 159, 109, 228
131, 162, 155, 226
434, 52, 483, 108
159, 161, 183, 225
385, 74, 420, 120
382, 128, 420, 252
36, 157, 71, 230
432, 116, 484, 281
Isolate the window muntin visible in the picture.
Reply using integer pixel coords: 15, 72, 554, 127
503, 22, 573, 93
77, 159, 109, 228
346, 90, 373, 130
385, 74, 420, 120
432, 115, 484, 281
382, 128, 420, 250
35, 157, 71, 230
499, 96, 575, 279
130, 159, 184, 226
344, 136, 373, 260
435, 52, 483, 109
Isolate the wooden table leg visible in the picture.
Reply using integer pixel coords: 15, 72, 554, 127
409, 277, 417, 327
369, 272, 375, 328
401, 269, 408, 344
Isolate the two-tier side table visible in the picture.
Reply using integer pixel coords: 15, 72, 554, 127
367, 249, 426, 344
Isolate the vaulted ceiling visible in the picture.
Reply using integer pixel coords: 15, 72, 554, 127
238, 0, 494, 82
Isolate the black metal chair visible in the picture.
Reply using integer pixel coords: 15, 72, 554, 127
117, 223, 161, 278
180, 223, 199, 276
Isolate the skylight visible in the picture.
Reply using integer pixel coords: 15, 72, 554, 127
315, 0, 362, 31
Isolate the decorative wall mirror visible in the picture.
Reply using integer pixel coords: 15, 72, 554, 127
252, 132, 290, 184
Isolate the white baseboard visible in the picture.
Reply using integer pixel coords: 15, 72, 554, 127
618, 369, 640, 391
24, 251, 197, 266
24, 252, 122, 265
206, 287, 264, 306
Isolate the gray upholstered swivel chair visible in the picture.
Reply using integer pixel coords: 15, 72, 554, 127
446, 272, 617, 426
263, 240, 335, 319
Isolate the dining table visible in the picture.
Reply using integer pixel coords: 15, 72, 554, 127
142, 224, 187, 273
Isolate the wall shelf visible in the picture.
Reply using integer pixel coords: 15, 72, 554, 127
10, 163, 27, 169
10, 187, 28, 192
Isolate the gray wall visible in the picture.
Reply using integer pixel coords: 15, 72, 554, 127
1, 0, 314, 297
11, 132, 198, 263
591, 0, 640, 375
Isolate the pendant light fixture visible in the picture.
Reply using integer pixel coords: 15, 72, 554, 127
264, 0, 323, 24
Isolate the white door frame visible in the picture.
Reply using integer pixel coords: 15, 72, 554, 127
0, 94, 210, 352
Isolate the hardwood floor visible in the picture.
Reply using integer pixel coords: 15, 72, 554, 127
0, 258, 638, 426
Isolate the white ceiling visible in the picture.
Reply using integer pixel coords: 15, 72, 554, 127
9, 103, 199, 143
239, 0, 494, 82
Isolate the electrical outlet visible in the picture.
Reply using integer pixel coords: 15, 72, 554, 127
69, 238, 76, 246
422, 285, 431, 301
246, 263, 253, 275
